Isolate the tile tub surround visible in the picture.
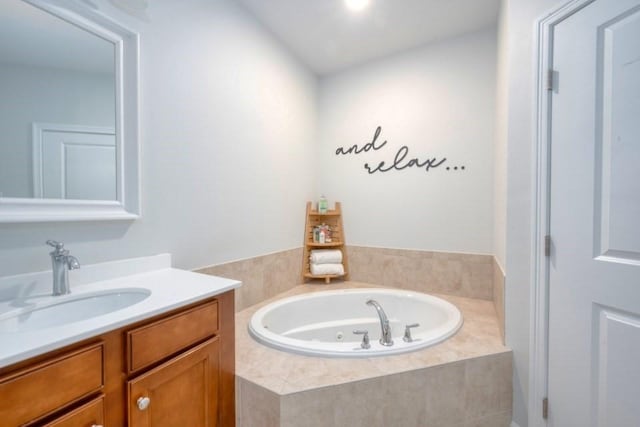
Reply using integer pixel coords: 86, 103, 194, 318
492, 259, 506, 344
198, 247, 496, 314
236, 282, 512, 427
346, 246, 494, 300
196, 248, 301, 312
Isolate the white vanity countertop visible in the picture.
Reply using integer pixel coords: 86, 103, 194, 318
0, 254, 241, 369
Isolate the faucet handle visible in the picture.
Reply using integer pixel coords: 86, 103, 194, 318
46, 240, 64, 248
46, 240, 65, 251
353, 329, 371, 349
403, 323, 420, 342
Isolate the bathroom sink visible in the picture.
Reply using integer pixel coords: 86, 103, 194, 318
0, 288, 151, 333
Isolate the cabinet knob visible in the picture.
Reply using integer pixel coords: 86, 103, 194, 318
137, 396, 151, 411
91, 425, 104, 427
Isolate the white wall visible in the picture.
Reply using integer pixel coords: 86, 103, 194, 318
317, 28, 496, 254
0, 0, 317, 276
494, 1, 509, 271
0, 64, 114, 198
501, 0, 566, 426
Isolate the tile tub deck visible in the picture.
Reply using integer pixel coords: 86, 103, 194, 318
236, 281, 512, 427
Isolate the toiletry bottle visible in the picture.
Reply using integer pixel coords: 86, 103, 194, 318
319, 228, 326, 244
318, 195, 328, 214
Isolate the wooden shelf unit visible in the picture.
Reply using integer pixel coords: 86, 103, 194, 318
301, 201, 349, 284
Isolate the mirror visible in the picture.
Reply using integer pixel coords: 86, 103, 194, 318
0, 0, 139, 222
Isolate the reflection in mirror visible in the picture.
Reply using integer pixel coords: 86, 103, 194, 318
0, 0, 116, 201
0, 0, 139, 222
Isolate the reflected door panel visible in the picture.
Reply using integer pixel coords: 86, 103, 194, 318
35, 125, 116, 200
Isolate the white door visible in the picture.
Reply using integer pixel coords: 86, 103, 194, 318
33, 124, 116, 200
548, 0, 640, 426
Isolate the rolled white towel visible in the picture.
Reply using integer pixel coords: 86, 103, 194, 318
309, 249, 343, 264
310, 263, 344, 276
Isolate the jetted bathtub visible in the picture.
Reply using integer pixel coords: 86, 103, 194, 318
248, 288, 463, 357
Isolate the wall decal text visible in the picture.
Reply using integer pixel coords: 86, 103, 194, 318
334, 126, 466, 175
335, 126, 387, 155
364, 146, 446, 174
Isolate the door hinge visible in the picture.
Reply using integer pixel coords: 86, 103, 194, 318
543, 397, 549, 419
545, 235, 551, 257
547, 69, 555, 91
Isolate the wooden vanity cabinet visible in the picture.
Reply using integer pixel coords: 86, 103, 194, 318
43, 396, 105, 427
0, 290, 235, 427
128, 338, 219, 426
0, 342, 104, 427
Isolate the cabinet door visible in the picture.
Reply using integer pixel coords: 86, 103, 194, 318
128, 337, 220, 427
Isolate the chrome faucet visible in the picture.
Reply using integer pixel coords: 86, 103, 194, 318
366, 299, 394, 346
47, 240, 80, 296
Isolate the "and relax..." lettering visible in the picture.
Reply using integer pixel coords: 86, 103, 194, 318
335, 126, 463, 175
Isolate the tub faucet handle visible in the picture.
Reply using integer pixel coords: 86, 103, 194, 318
403, 323, 420, 342
353, 329, 370, 349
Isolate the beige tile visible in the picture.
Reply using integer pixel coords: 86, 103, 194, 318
236, 283, 509, 395
433, 256, 464, 295
281, 376, 390, 427
346, 246, 386, 285
492, 259, 505, 344
465, 410, 512, 427
380, 363, 466, 426
237, 377, 280, 427
280, 356, 384, 394
461, 261, 493, 300
203, 248, 510, 427
204, 245, 498, 305
381, 255, 416, 289
382, 362, 467, 427
197, 249, 302, 312
280, 386, 338, 427
330, 378, 387, 427
278, 361, 470, 427
347, 246, 495, 300
236, 282, 511, 427
380, 371, 429, 427
423, 362, 468, 426
264, 249, 302, 298
464, 353, 512, 420
236, 345, 292, 394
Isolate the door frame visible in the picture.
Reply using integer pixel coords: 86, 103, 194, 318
531, 1, 596, 426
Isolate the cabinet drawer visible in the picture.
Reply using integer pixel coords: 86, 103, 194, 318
127, 300, 218, 373
43, 395, 105, 427
0, 343, 104, 426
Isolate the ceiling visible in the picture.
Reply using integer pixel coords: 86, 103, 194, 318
236, 0, 500, 75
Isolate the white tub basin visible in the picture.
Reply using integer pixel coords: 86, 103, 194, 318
249, 288, 463, 357
0, 288, 151, 333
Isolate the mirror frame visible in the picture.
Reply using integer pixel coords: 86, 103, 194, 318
0, 0, 140, 223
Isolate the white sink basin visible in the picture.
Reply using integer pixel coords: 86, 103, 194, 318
0, 288, 151, 333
